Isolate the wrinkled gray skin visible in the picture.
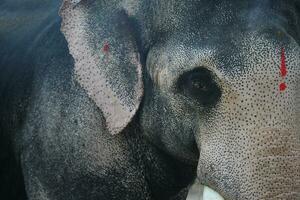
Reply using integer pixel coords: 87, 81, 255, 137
0, 0, 299, 200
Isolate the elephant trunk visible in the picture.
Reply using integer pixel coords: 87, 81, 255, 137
197, 125, 300, 200
196, 82, 299, 199
236, 128, 300, 199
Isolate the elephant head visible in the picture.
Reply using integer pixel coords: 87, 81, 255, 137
60, 0, 300, 199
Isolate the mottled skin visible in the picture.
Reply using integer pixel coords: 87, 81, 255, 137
0, 1, 299, 200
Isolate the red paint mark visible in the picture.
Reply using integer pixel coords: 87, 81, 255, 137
280, 47, 287, 77
279, 82, 287, 91
102, 42, 110, 64
102, 42, 110, 53
279, 47, 288, 92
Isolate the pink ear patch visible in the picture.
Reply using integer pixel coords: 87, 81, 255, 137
279, 48, 288, 92
102, 42, 110, 63
103, 42, 110, 53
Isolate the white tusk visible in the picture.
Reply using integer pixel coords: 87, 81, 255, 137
187, 183, 225, 200
202, 185, 224, 200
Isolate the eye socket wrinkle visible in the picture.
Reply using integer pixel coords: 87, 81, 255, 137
177, 67, 222, 107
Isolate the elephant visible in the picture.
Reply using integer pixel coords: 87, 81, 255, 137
0, 0, 299, 199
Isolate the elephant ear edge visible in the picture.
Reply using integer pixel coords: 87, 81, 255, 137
59, 0, 143, 135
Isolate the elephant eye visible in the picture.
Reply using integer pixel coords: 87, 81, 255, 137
177, 67, 221, 106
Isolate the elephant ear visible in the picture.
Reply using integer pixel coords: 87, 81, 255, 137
60, 1, 143, 135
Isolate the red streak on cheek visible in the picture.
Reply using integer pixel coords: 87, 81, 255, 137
279, 47, 288, 92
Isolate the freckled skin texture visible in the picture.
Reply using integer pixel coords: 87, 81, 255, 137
0, 0, 299, 200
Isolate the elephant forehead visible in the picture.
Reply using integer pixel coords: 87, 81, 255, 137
141, 0, 298, 42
